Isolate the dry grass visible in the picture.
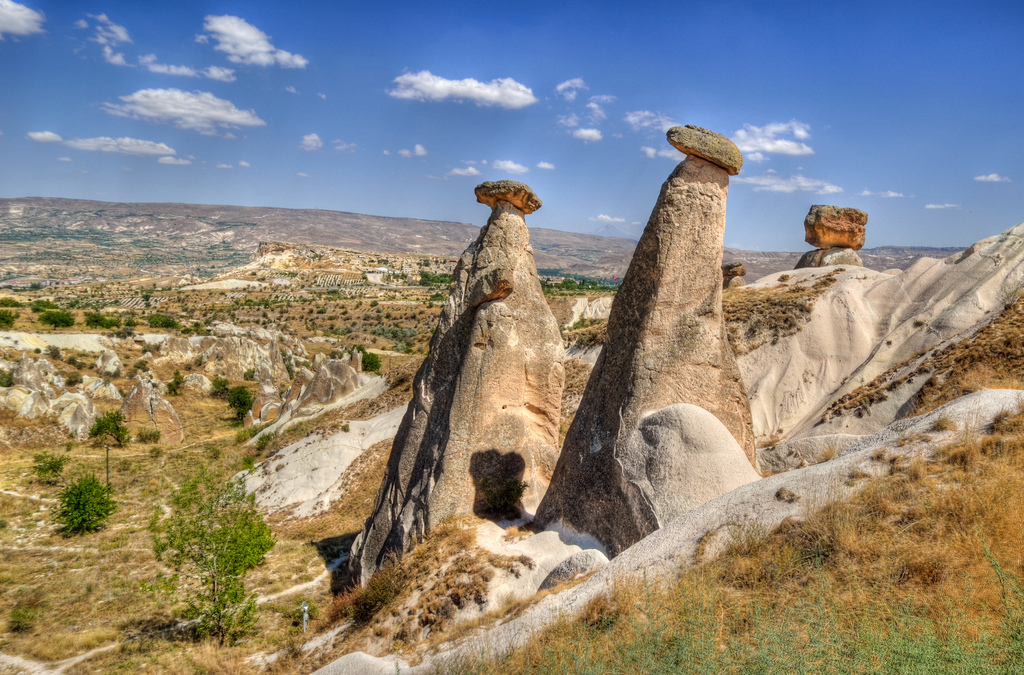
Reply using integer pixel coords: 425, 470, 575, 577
723, 270, 840, 355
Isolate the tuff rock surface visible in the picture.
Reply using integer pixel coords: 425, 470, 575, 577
350, 182, 565, 584
535, 145, 756, 557
96, 350, 123, 378
795, 246, 864, 269
120, 378, 185, 444
804, 205, 868, 250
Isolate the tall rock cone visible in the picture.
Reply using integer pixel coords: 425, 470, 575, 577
534, 126, 758, 558
349, 181, 565, 585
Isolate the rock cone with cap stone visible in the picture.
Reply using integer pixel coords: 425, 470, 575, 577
722, 261, 747, 289
535, 126, 759, 558
349, 181, 566, 585
796, 205, 867, 269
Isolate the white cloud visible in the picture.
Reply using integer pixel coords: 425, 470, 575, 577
556, 78, 587, 101
382, 150, 391, 156
558, 113, 580, 128
536, 161, 555, 170
398, 144, 427, 158
732, 120, 814, 156
300, 133, 322, 151
102, 45, 127, 66
296, 172, 310, 177
216, 163, 233, 169
586, 101, 607, 123
285, 85, 297, 94
493, 160, 528, 174
446, 166, 481, 177
859, 189, 906, 198
333, 141, 356, 152
746, 151, 767, 162
238, 160, 250, 167
573, 128, 602, 142
57, 157, 71, 162
64, 136, 176, 155
74, 18, 87, 29
388, 70, 537, 109
139, 54, 198, 77
975, 173, 1011, 183
625, 110, 676, 132
317, 92, 326, 100
925, 203, 960, 209
0, 0, 45, 38
590, 94, 616, 104
27, 130, 62, 142
202, 15, 307, 68
87, 13, 130, 65
102, 88, 265, 135
733, 170, 842, 195
202, 65, 236, 82
641, 146, 677, 159
158, 156, 191, 165
589, 214, 625, 223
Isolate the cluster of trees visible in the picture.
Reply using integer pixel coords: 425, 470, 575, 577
418, 271, 453, 287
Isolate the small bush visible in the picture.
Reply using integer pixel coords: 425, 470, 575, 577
341, 423, 350, 433
89, 410, 130, 447
38, 310, 76, 328
932, 415, 958, 432
137, 428, 162, 444
84, 312, 121, 329
255, 432, 277, 453
65, 370, 83, 386
33, 450, 70, 484
479, 477, 529, 515
8, 607, 36, 632
0, 309, 16, 329
133, 358, 150, 372
210, 376, 230, 399
227, 386, 255, 421
243, 368, 256, 381
147, 313, 180, 329
30, 299, 58, 313
0, 297, 21, 308
55, 475, 116, 535
0, 370, 13, 387
167, 370, 185, 396
361, 351, 382, 373
235, 427, 257, 444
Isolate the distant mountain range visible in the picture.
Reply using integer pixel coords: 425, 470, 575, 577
0, 197, 963, 280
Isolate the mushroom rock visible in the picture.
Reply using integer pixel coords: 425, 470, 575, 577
349, 181, 565, 585
803, 205, 868, 251
722, 261, 747, 289
120, 378, 185, 444
535, 127, 757, 558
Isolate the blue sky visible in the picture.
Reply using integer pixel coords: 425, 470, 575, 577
1, 0, 1021, 251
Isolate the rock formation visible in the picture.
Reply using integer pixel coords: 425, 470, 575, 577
245, 381, 283, 428
50, 393, 98, 440
350, 180, 566, 585
534, 127, 757, 557
96, 350, 123, 378
722, 261, 747, 288
796, 205, 867, 268
81, 376, 122, 401
120, 378, 185, 444
13, 356, 51, 390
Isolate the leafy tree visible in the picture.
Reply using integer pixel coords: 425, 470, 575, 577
147, 313, 180, 329
153, 471, 275, 644
167, 370, 185, 396
85, 312, 121, 329
32, 450, 71, 485
54, 475, 116, 535
210, 375, 230, 399
38, 310, 75, 328
0, 297, 21, 308
29, 299, 58, 313
0, 309, 16, 329
361, 351, 382, 373
227, 386, 255, 421
89, 410, 130, 447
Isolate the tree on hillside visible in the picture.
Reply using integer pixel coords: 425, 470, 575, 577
89, 410, 130, 447
38, 310, 75, 328
153, 471, 275, 644
227, 386, 255, 421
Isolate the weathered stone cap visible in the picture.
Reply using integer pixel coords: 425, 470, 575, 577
666, 125, 744, 176
804, 205, 868, 250
722, 261, 746, 278
475, 180, 542, 214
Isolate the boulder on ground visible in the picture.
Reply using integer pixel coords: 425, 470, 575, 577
540, 549, 609, 590
795, 247, 864, 269
96, 350, 123, 378
536, 129, 756, 558
804, 205, 868, 250
18, 390, 49, 420
295, 359, 359, 412
0, 386, 32, 414
350, 180, 566, 585
120, 378, 184, 444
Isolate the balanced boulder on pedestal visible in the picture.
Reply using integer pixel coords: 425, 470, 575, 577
349, 181, 566, 585
534, 126, 759, 558
796, 205, 867, 268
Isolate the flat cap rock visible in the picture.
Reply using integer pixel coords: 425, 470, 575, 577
475, 180, 542, 214
804, 205, 868, 250
666, 125, 743, 176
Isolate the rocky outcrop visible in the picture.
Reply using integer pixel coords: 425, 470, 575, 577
157, 335, 289, 382
183, 373, 212, 395
96, 350, 123, 378
50, 393, 98, 440
120, 378, 184, 444
795, 247, 863, 269
350, 181, 566, 585
535, 128, 756, 558
722, 261, 747, 289
804, 205, 868, 250
244, 381, 283, 428
13, 356, 52, 390
81, 376, 123, 401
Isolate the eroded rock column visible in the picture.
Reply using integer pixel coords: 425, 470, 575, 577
349, 181, 565, 585
534, 125, 758, 557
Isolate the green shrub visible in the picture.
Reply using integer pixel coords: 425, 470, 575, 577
0, 370, 12, 388
167, 370, 185, 396
133, 358, 150, 372
235, 427, 257, 444
479, 477, 529, 515
89, 410, 130, 447
84, 312, 121, 329
0, 297, 21, 308
65, 370, 83, 386
146, 313, 179, 329
8, 607, 36, 632
361, 351, 382, 373
136, 428, 162, 444
54, 475, 116, 535
32, 450, 70, 484
243, 368, 256, 381
227, 386, 255, 421
350, 563, 405, 624
210, 376, 230, 399
38, 310, 75, 328
30, 299, 58, 313
255, 432, 277, 453
0, 309, 16, 329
